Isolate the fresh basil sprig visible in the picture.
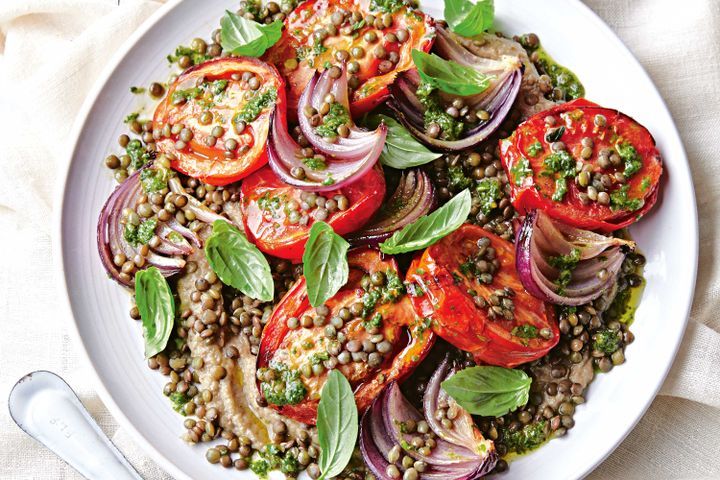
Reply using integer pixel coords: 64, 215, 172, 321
441, 365, 531, 417
303, 222, 350, 307
445, 0, 494, 37
317, 370, 358, 480
220, 10, 282, 57
366, 114, 442, 169
135, 266, 175, 358
380, 189, 472, 254
411, 50, 491, 96
205, 220, 274, 301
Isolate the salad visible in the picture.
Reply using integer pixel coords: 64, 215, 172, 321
96, 0, 663, 478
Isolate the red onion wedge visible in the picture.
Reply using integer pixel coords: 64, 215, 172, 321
298, 64, 387, 160
348, 169, 435, 246
98, 168, 182, 287
516, 210, 635, 306
269, 63, 386, 191
268, 111, 384, 192
98, 168, 232, 288
388, 27, 523, 152
360, 369, 497, 480
433, 26, 523, 112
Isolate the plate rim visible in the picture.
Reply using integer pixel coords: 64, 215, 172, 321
554, 2, 698, 477
53, 2, 196, 479
52, 1, 699, 479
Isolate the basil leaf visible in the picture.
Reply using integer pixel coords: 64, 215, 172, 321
303, 222, 349, 307
380, 189, 472, 254
445, 0, 494, 37
205, 220, 274, 301
220, 10, 282, 57
211, 219, 234, 235
135, 267, 175, 358
411, 50, 491, 96
317, 370, 358, 480
366, 114, 442, 169
441, 366, 531, 417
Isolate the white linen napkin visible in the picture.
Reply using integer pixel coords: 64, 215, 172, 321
0, 0, 718, 478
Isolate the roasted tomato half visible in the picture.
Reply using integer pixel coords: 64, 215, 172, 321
500, 98, 663, 232
153, 58, 285, 186
257, 248, 435, 424
263, 0, 435, 117
241, 165, 385, 261
407, 225, 559, 368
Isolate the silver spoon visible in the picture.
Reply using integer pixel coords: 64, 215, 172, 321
8, 370, 143, 480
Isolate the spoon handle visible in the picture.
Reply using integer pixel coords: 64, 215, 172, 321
8, 371, 143, 480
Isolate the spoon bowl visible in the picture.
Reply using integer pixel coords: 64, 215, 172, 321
8, 371, 142, 480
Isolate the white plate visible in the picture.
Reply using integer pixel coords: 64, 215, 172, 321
55, 0, 698, 479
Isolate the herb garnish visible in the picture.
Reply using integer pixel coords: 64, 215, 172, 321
527, 141, 544, 158
511, 324, 539, 339
380, 189, 472, 254
640, 176, 651, 192
616, 141, 643, 178
511, 157, 533, 185
126, 139, 152, 170
233, 87, 278, 124
416, 81, 465, 140
135, 266, 175, 358
312, 41, 328, 56
124, 112, 140, 124
412, 50, 492, 96
365, 114, 442, 169
476, 178, 502, 215
441, 365, 532, 417
542, 151, 576, 201
205, 220, 274, 301
369, 0, 405, 13
303, 222, 350, 307
167, 45, 211, 66
169, 392, 190, 414
610, 185, 644, 212
139, 167, 170, 194
250, 444, 302, 478
315, 103, 350, 138
124, 218, 157, 247
316, 370, 358, 480
501, 421, 548, 454
548, 248, 581, 293
260, 362, 308, 406
552, 177, 568, 202
303, 157, 328, 171
220, 10, 282, 57
593, 329, 621, 354
444, 0, 494, 37
171, 87, 203, 105
448, 165, 473, 191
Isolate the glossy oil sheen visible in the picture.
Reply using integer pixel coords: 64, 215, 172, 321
55, 1, 698, 479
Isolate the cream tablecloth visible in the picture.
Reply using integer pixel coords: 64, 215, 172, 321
1, 0, 718, 478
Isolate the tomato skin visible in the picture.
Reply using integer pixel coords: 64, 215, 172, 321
263, 0, 435, 118
406, 225, 559, 368
153, 58, 285, 186
500, 98, 663, 232
240, 165, 385, 261
257, 248, 435, 424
